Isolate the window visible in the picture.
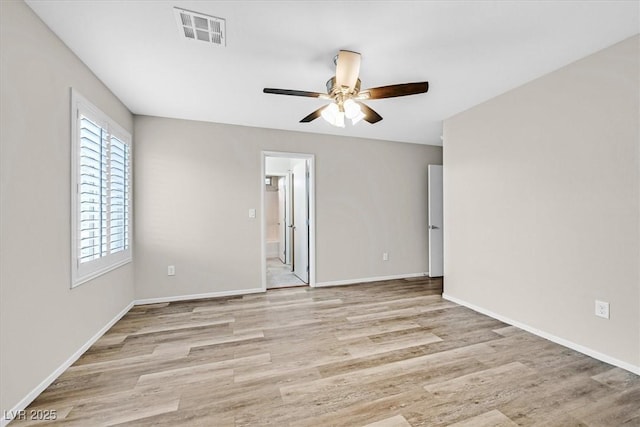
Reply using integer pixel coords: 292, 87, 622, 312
71, 90, 132, 287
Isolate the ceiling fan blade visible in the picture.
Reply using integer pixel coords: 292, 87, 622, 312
356, 102, 383, 124
300, 106, 326, 123
263, 88, 326, 98
335, 50, 361, 92
360, 82, 429, 100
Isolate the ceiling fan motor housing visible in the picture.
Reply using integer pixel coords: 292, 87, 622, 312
326, 77, 361, 107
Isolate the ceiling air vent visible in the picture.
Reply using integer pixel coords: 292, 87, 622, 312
173, 7, 226, 47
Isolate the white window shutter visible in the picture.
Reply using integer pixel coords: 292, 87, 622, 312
109, 135, 130, 253
71, 89, 132, 287
78, 115, 108, 263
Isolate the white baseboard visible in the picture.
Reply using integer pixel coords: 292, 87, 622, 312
134, 287, 265, 305
315, 272, 428, 288
1, 301, 134, 427
442, 293, 640, 376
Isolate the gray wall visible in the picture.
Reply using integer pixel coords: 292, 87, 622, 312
0, 0, 135, 414
133, 116, 442, 299
443, 35, 640, 369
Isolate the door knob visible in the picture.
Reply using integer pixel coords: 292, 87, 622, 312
428, 225, 440, 230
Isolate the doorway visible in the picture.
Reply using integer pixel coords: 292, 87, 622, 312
261, 152, 315, 290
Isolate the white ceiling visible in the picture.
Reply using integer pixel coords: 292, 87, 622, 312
26, 1, 639, 146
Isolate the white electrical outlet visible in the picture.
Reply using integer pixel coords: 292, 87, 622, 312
382, 252, 389, 261
595, 300, 609, 319
168, 265, 176, 276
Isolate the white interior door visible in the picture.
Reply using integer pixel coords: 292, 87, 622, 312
277, 177, 286, 263
292, 161, 309, 283
428, 165, 444, 277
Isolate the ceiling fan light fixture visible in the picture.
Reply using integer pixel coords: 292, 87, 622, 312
320, 103, 345, 128
351, 110, 365, 125
321, 103, 338, 123
343, 99, 361, 119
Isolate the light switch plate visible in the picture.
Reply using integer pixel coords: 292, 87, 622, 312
249, 208, 256, 218
168, 265, 175, 276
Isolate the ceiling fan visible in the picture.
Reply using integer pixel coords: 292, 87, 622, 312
263, 50, 429, 127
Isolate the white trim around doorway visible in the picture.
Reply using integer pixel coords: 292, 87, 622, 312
261, 151, 316, 290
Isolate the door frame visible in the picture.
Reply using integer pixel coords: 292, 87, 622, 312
261, 151, 316, 290
265, 172, 288, 263
272, 173, 288, 264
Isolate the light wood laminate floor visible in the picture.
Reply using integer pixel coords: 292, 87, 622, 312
13, 278, 640, 426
